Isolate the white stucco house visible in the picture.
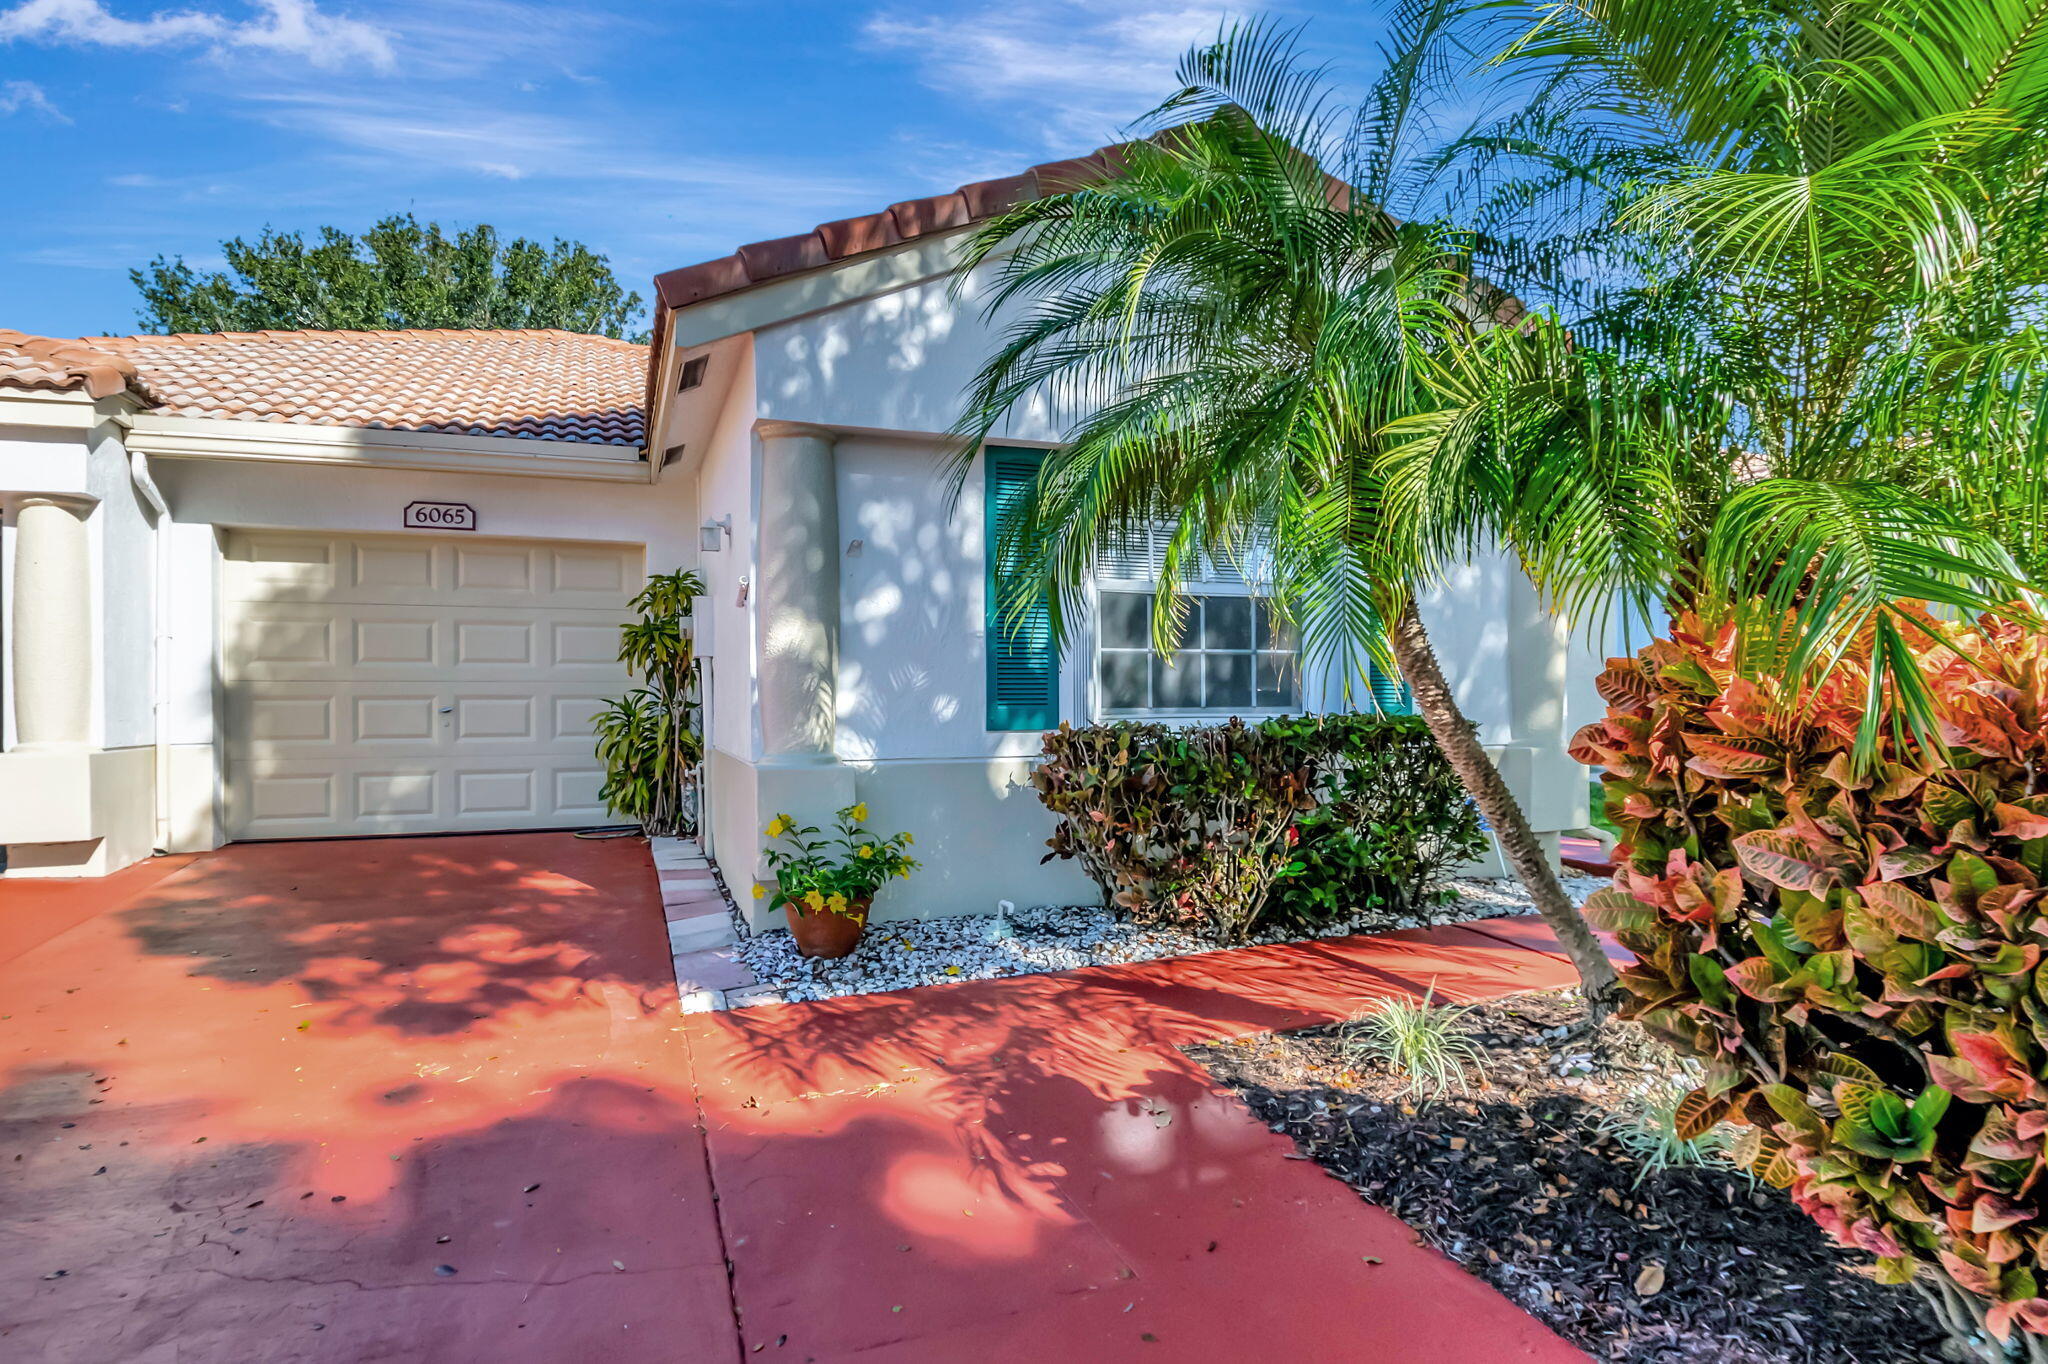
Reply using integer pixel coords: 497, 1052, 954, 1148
0, 143, 1591, 924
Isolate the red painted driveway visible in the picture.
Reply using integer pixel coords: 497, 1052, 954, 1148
0, 835, 735, 1364
4, 835, 1592, 1362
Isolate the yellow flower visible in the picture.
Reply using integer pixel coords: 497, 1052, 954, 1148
803, 889, 824, 911
857, 845, 874, 859
897, 867, 910, 879
751, 882, 767, 899
902, 833, 914, 846
848, 802, 869, 823
826, 892, 848, 915
765, 815, 789, 838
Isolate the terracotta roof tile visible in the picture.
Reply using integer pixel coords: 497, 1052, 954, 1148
650, 139, 1146, 312
737, 231, 832, 282
0, 330, 150, 401
75, 328, 647, 446
815, 209, 903, 260
886, 191, 972, 239
636, 132, 1514, 428
957, 172, 1038, 219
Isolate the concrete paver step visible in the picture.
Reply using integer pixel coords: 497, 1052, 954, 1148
668, 915, 736, 954
674, 946, 757, 992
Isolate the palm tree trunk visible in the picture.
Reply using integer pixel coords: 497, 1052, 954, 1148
1386, 597, 1619, 1003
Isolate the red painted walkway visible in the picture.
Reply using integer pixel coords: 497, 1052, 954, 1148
2, 836, 1597, 1362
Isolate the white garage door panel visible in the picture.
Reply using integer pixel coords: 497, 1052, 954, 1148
222, 530, 638, 840
229, 759, 613, 838
225, 534, 633, 607
226, 682, 615, 759
228, 605, 629, 680
226, 675, 606, 753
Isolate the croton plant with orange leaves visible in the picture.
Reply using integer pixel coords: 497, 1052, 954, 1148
1574, 609, 2048, 1342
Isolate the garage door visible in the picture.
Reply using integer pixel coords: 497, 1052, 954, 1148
222, 530, 639, 839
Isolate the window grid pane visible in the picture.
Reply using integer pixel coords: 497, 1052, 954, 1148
1098, 592, 1300, 714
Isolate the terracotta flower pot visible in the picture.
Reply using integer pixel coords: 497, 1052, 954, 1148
786, 896, 871, 958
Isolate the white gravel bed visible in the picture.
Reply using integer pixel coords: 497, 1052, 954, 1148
731, 874, 1605, 1005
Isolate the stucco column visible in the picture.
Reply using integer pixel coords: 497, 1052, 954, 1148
11, 495, 94, 751
1502, 571, 1585, 855
755, 420, 840, 763
1506, 573, 1568, 756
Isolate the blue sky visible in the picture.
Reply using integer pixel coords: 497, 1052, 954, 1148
0, 0, 1391, 338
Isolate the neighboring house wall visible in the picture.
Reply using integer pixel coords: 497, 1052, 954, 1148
87, 420, 158, 754
0, 390, 157, 875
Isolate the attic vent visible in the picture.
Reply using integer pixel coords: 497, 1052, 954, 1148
678, 355, 709, 391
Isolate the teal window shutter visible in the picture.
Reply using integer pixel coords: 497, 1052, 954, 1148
984, 446, 1058, 730
1367, 654, 1413, 714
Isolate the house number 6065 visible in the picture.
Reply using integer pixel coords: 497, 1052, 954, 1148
403, 501, 477, 531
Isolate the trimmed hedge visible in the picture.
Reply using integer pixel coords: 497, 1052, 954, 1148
1033, 713, 1483, 942
1573, 609, 2048, 1344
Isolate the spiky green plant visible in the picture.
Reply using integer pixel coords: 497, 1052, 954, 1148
1341, 988, 1486, 1100
1598, 1077, 1744, 1187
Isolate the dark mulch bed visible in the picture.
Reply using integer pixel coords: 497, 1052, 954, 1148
1186, 992, 1950, 1363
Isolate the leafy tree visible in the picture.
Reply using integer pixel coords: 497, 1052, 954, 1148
129, 214, 645, 338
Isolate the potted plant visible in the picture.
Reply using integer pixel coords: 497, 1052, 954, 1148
753, 802, 919, 958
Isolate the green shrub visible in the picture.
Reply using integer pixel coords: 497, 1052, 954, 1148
1574, 608, 2048, 1347
1266, 714, 1487, 930
1032, 713, 1481, 941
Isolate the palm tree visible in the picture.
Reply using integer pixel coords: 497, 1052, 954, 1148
948, 14, 1623, 996
1394, 0, 2048, 760
953, 1, 2048, 1001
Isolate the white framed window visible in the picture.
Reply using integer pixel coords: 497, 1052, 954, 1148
1090, 524, 1301, 718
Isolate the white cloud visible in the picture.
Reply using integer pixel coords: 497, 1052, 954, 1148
239, 88, 890, 209
342, 1, 618, 83
231, 0, 391, 67
0, 0, 220, 46
864, 0, 1241, 147
0, 0, 394, 69
212, 84, 905, 279
0, 78, 69, 121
